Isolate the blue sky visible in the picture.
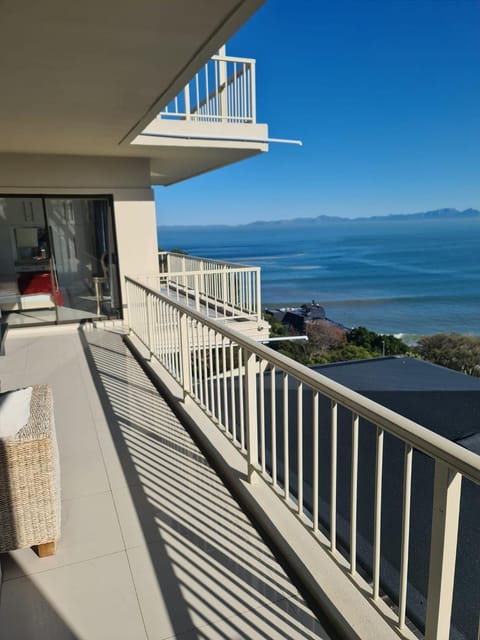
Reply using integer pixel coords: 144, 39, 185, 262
155, 0, 480, 225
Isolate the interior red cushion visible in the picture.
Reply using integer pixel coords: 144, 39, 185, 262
17, 272, 64, 306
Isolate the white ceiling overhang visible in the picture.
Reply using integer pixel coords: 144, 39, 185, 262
0, 0, 265, 159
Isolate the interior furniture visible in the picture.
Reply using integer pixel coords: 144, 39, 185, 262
0, 384, 61, 556
0, 270, 63, 313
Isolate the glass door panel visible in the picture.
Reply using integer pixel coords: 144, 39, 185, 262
45, 197, 119, 321
0, 196, 57, 327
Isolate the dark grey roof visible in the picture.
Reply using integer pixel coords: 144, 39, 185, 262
312, 356, 480, 392
312, 357, 480, 445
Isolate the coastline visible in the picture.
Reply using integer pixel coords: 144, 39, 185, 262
261, 301, 478, 343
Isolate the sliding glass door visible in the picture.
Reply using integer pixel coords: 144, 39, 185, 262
0, 194, 120, 327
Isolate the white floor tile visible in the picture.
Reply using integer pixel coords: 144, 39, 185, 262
2, 491, 125, 580
0, 552, 147, 640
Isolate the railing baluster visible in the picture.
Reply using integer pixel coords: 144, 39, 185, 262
195, 72, 200, 119
373, 427, 384, 600
205, 63, 210, 117
425, 462, 462, 640
350, 413, 359, 574
222, 337, 229, 434
297, 381, 303, 515
145, 292, 153, 358
399, 443, 413, 629
197, 320, 205, 406
167, 305, 173, 373
202, 325, 210, 411
245, 350, 258, 482
178, 311, 191, 397
239, 348, 245, 450
215, 332, 222, 425
259, 363, 266, 474
242, 62, 247, 120
191, 320, 198, 401
230, 343, 236, 442
233, 62, 237, 119
330, 400, 338, 552
283, 372, 289, 501
312, 391, 319, 533
184, 83, 191, 119
271, 366, 277, 488
208, 329, 214, 414
250, 60, 256, 122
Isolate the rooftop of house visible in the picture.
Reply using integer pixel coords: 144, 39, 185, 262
313, 356, 480, 392
313, 356, 480, 452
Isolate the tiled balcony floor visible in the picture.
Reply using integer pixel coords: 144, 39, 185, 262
0, 326, 329, 639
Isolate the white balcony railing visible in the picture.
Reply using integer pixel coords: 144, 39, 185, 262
145, 251, 261, 322
125, 276, 480, 640
159, 47, 256, 124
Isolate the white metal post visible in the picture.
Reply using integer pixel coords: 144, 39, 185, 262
255, 268, 261, 322
194, 274, 200, 311
184, 83, 191, 120
218, 45, 228, 119
145, 292, 153, 359
124, 278, 132, 333
250, 61, 256, 123
425, 461, 462, 640
245, 349, 258, 482
179, 312, 192, 400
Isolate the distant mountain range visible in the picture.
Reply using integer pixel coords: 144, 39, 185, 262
158, 208, 480, 229
244, 208, 480, 227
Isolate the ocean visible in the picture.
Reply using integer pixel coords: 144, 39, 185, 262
157, 218, 480, 339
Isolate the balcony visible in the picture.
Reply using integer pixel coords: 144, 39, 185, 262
1, 277, 479, 639
133, 48, 270, 186
134, 251, 268, 340
158, 47, 257, 125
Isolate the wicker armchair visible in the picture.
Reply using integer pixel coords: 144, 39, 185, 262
0, 384, 61, 556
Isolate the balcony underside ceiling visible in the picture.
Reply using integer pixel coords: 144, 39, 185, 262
148, 145, 264, 186
0, 0, 264, 159
138, 120, 268, 184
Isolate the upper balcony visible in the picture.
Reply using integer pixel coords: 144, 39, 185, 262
159, 46, 257, 126
0, 3, 271, 186
133, 47, 270, 185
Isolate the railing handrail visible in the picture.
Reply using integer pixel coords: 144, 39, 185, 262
125, 275, 480, 485
153, 267, 259, 277
159, 251, 258, 271
211, 54, 256, 64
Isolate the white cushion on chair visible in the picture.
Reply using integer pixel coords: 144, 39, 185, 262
0, 387, 33, 438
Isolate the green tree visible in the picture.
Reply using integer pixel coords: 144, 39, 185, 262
326, 343, 374, 363
264, 316, 410, 367
415, 333, 480, 376
347, 326, 408, 356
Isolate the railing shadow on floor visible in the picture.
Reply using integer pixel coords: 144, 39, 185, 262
79, 327, 328, 639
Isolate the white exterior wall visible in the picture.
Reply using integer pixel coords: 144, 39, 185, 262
0, 153, 159, 318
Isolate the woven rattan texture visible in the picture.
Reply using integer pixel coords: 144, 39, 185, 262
0, 384, 60, 552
